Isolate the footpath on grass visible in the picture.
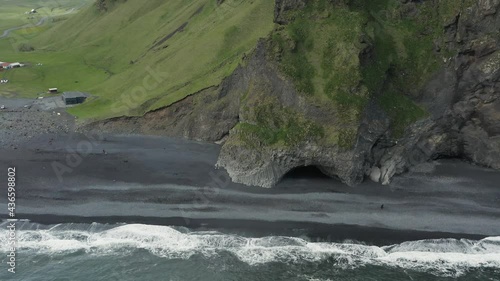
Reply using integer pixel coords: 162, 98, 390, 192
0, 6, 79, 39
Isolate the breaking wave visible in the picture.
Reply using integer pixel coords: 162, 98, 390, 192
1, 221, 499, 277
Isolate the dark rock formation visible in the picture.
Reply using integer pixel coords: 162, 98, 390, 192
215, 39, 390, 187
95, 0, 126, 12
86, 0, 500, 188
84, 84, 240, 142
373, 0, 500, 183
220, 0, 500, 187
274, 0, 307, 24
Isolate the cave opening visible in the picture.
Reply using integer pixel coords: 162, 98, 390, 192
281, 166, 331, 180
276, 165, 338, 190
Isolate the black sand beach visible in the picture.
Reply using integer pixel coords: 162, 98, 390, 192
1, 133, 499, 244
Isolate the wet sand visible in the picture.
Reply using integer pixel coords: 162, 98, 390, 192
0, 133, 499, 242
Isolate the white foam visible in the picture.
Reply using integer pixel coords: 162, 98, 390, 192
0, 223, 499, 277
484, 236, 500, 242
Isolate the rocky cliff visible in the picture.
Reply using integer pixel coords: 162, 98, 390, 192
373, 0, 500, 184
87, 0, 500, 187
363, 0, 500, 184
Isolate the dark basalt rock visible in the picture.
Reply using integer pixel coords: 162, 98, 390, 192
86, 0, 500, 187
373, 0, 500, 183
217, 0, 500, 186
274, 0, 308, 24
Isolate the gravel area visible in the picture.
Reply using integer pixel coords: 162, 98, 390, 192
0, 107, 75, 148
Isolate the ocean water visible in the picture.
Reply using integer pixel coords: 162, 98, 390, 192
0, 221, 499, 281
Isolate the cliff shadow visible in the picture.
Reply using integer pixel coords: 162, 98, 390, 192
281, 166, 331, 179
274, 166, 342, 191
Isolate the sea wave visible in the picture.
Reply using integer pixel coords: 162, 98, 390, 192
1, 221, 499, 277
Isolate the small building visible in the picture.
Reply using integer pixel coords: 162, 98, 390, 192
9, 63, 22, 68
1, 62, 23, 69
48, 88, 58, 93
62, 92, 89, 105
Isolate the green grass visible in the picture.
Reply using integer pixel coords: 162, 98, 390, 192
272, 2, 365, 100
0, 0, 95, 96
0, 0, 275, 120
348, 0, 475, 90
379, 89, 428, 137
0, 38, 108, 97
0, 9, 29, 31
347, 0, 473, 136
0, 0, 92, 30
268, 0, 473, 141
235, 101, 325, 148
268, 1, 368, 148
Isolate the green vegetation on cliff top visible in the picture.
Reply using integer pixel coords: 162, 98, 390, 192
266, 0, 473, 142
234, 0, 473, 149
235, 100, 325, 148
352, 0, 474, 136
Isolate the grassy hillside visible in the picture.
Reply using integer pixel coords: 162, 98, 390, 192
0, 0, 98, 97
1, 0, 275, 120
0, 0, 89, 30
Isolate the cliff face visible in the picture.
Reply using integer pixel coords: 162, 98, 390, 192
219, 0, 500, 187
375, 0, 500, 183
215, 39, 390, 187
88, 0, 500, 187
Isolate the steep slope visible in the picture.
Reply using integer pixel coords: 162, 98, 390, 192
16, 0, 274, 119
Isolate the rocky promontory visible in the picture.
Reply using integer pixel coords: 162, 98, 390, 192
87, 0, 500, 188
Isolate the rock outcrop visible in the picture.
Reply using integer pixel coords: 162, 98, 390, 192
95, 0, 124, 12
216, 40, 391, 187
87, 0, 500, 188
220, 0, 500, 187
274, 0, 307, 24
84, 84, 241, 142
373, 0, 500, 184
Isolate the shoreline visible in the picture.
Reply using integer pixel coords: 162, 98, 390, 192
3, 215, 489, 246
1, 133, 500, 240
